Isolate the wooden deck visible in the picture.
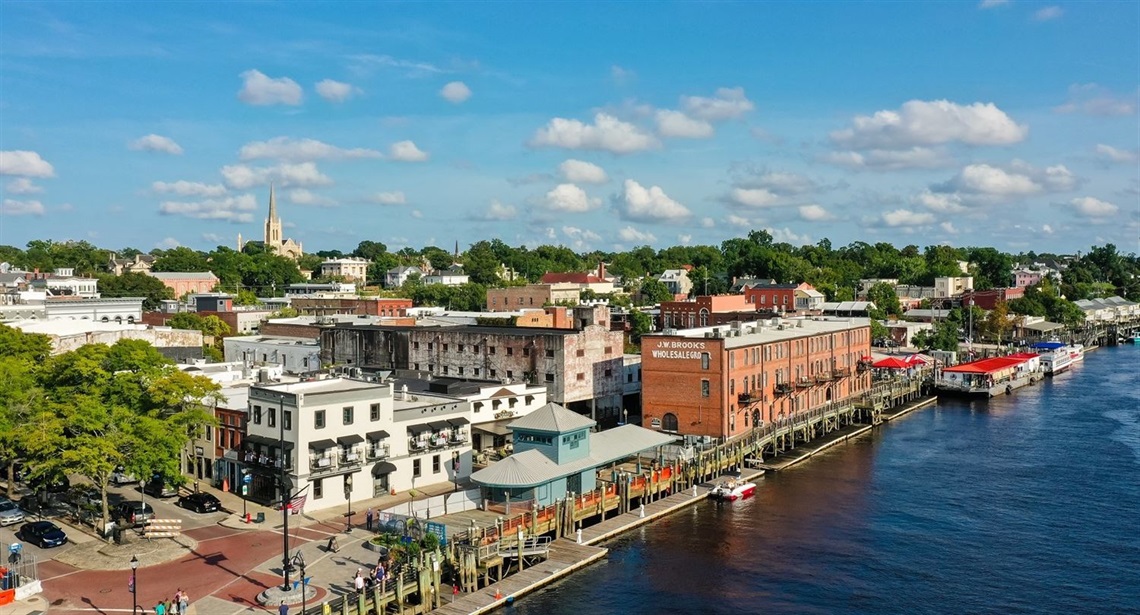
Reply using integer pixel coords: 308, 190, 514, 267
579, 482, 716, 545
432, 539, 607, 615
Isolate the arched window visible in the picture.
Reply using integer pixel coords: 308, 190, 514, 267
699, 308, 709, 327
662, 413, 679, 432
751, 409, 761, 427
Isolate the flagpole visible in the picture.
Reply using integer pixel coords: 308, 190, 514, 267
279, 391, 291, 592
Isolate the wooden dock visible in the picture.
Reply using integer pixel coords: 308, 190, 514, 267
432, 539, 607, 615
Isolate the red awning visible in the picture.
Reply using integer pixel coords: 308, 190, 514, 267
905, 354, 929, 365
872, 357, 910, 369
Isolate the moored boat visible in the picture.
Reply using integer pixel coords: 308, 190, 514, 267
1069, 344, 1085, 363
710, 477, 756, 501
1031, 341, 1074, 375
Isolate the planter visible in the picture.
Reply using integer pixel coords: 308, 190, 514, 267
363, 539, 390, 558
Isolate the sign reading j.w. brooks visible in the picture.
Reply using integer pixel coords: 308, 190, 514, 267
650, 340, 707, 360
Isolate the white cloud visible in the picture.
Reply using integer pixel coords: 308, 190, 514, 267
729, 187, 781, 208
726, 214, 755, 227
611, 65, 635, 85
152, 180, 227, 197
1041, 224, 1054, 235
347, 54, 443, 77
1033, 6, 1063, 21
530, 113, 659, 154
655, 110, 714, 138
559, 159, 609, 184
237, 69, 303, 106
288, 188, 336, 207
544, 183, 600, 213
440, 81, 472, 104
202, 233, 223, 244
700, 217, 715, 228
1069, 196, 1119, 218
797, 204, 832, 221
388, 140, 429, 162
129, 134, 183, 155
410, 209, 423, 219
315, 79, 358, 102
618, 226, 657, 243
1055, 83, 1137, 116
950, 164, 1040, 196
155, 237, 181, 249
221, 162, 332, 190
0, 150, 55, 178
1, 198, 45, 216
940, 221, 959, 234
678, 233, 692, 245
1095, 144, 1138, 163
562, 226, 602, 248
4, 178, 42, 194
881, 209, 936, 227
830, 100, 1027, 149
767, 227, 813, 246
370, 191, 407, 206
158, 194, 258, 222
915, 190, 967, 213
1037, 163, 1078, 192
616, 179, 691, 222
477, 200, 517, 221
978, 0, 1009, 8
935, 161, 1079, 202
681, 87, 755, 121
239, 137, 382, 162
821, 147, 954, 170
746, 171, 818, 194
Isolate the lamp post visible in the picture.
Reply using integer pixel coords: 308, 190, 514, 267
130, 555, 139, 615
451, 451, 460, 492
344, 474, 353, 533
291, 551, 307, 615
277, 391, 292, 592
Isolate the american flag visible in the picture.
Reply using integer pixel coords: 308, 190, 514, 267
281, 487, 308, 514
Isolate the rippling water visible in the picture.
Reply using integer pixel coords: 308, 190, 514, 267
506, 345, 1140, 614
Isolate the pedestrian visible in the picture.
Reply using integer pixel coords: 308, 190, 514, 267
172, 590, 182, 615
326, 535, 339, 553
365, 507, 374, 531
154, 601, 166, 615
354, 568, 365, 594
278, 600, 289, 615
179, 590, 189, 615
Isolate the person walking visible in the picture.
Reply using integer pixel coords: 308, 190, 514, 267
154, 601, 166, 615
178, 589, 189, 615
278, 600, 289, 615
353, 568, 365, 595
172, 590, 183, 615
365, 507, 374, 532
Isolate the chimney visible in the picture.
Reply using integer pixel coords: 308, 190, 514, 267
598, 262, 606, 280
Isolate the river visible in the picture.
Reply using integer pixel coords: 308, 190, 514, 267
505, 345, 1140, 614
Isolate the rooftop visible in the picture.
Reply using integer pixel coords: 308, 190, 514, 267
254, 377, 390, 396
509, 402, 596, 433
148, 272, 218, 280
942, 355, 1033, 374
6, 319, 152, 336
226, 335, 319, 347
651, 317, 870, 348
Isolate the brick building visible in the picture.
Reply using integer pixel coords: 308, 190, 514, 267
641, 317, 872, 439
743, 281, 817, 313
659, 294, 764, 330
486, 284, 580, 312
290, 297, 412, 317
960, 287, 1025, 310
148, 271, 219, 297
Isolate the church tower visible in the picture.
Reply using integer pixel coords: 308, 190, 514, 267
264, 184, 282, 247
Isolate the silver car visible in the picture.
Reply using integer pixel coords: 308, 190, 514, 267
0, 497, 26, 526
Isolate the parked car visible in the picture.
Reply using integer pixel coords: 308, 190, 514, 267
177, 492, 221, 514
110, 467, 138, 485
141, 480, 178, 498
18, 520, 68, 548
0, 498, 26, 526
115, 501, 155, 527
64, 485, 101, 509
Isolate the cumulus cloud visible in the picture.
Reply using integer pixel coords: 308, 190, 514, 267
655, 110, 714, 138
129, 134, 183, 155
152, 180, 227, 197
611, 65, 635, 85
797, 204, 832, 221
1055, 83, 1137, 116
221, 162, 332, 190
915, 190, 967, 213
767, 227, 813, 246
475, 200, 517, 221
543, 183, 600, 213
678, 233, 692, 245
288, 188, 336, 207
0, 150, 55, 178
681, 87, 755, 121
615, 179, 691, 222
1095, 144, 1138, 163
562, 226, 602, 248
559, 159, 608, 184
315, 79, 358, 102
370, 191, 407, 205
237, 69, 303, 106
618, 226, 657, 243
1069, 196, 1119, 218
821, 147, 955, 171
725, 214, 756, 228
940, 221, 959, 234
239, 137, 381, 162
931, 161, 1080, 204
530, 113, 659, 154
881, 209, 936, 227
949, 164, 1041, 197
978, 0, 1009, 8
388, 140, 429, 162
1, 199, 45, 216
728, 187, 781, 209
158, 194, 258, 223
155, 237, 181, 249
4, 178, 42, 194
1033, 6, 1063, 20
440, 81, 472, 103
830, 100, 1027, 149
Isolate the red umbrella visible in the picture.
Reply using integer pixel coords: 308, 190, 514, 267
905, 354, 929, 365
872, 357, 910, 369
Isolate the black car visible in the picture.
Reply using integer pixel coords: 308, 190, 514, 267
18, 520, 68, 548
141, 479, 178, 498
177, 492, 221, 514
115, 501, 155, 527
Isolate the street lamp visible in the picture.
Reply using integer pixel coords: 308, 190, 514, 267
291, 551, 307, 615
277, 392, 292, 592
344, 473, 353, 533
451, 451, 460, 492
130, 555, 139, 615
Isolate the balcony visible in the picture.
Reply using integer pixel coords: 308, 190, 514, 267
309, 455, 336, 471
813, 372, 832, 384
737, 392, 763, 405
366, 443, 391, 460
774, 383, 794, 396
449, 429, 469, 444
429, 434, 449, 449
338, 449, 364, 468
794, 377, 814, 389
239, 450, 291, 471
832, 367, 851, 379
409, 438, 428, 452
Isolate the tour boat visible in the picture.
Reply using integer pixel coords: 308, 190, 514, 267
710, 478, 756, 501
1069, 344, 1085, 364
1031, 341, 1074, 376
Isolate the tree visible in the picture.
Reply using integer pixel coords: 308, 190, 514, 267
352, 240, 388, 262
870, 319, 889, 343
234, 289, 260, 306
463, 241, 505, 286
97, 272, 175, 310
912, 320, 959, 352
982, 300, 1015, 345
866, 282, 902, 317
152, 247, 210, 272
638, 277, 674, 305
628, 309, 653, 344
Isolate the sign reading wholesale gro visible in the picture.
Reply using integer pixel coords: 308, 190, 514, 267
649, 340, 708, 360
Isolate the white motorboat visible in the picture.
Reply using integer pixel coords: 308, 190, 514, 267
710, 477, 757, 501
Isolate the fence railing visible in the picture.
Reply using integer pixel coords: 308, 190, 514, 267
1, 541, 38, 587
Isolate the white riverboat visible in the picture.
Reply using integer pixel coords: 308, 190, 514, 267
1031, 341, 1074, 376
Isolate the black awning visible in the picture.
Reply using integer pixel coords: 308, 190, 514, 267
246, 434, 294, 449
337, 434, 365, 446
447, 417, 470, 427
407, 423, 433, 435
371, 461, 397, 477
427, 420, 450, 430
366, 430, 390, 440
308, 439, 336, 450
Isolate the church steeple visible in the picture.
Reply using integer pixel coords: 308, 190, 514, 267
268, 183, 278, 221
265, 183, 282, 248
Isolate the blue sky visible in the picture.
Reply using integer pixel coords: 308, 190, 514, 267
1, 1, 1137, 255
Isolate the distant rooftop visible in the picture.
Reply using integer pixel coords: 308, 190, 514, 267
653, 317, 870, 348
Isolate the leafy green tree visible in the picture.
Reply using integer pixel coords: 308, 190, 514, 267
870, 319, 889, 343
97, 272, 175, 310
912, 320, 959, 352
628, 309, 653, 343
234, 289, 260, 306
463, 241, 505, 286
866, 282, 902, 317
352, 240, 388, 262
965, 247, 1013, 290
152, 247, 210, 272
638, 277, 674, 305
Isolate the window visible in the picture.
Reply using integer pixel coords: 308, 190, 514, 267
284, 411, 292, 431
729, 353, 735, 368
432, 455, 440, 474
490, 369, 497, 378
523, 348, 530, 357
662, 413, 679, 431
627, 373, 634, 383
701, 352, 710, 370
268, 408, 276, 428
458, 366, 464, 375
253, 406, 263, 425
443, 344, 449, 352
443, 366, 450, 375
605, 346, 613, 354
506, 347, 514, 356
315, 410, 326, 429
428, 364, 435, 372
204, 426, 212, 441
576, 372, 585, 381
458, 344, 465, 352
413, 341, 420, 350
701, 380, 710, 398
474, 368, 480, 377
413, 459, 422, 478
490, 346, 497, 355
370, 403, 380, 421
545, 349, 555, 358
343, 406, 354, 425
313, 478, 323, 499
604, 368, 612, 377
414, 363, 420, 370
730, 380, 735, 395
545, 373, 555, 383
428, 342, 434, 351
576, 349, 584, 357
507, 370, 514, 379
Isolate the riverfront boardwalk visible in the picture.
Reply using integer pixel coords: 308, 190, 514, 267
433, 540, 607, 615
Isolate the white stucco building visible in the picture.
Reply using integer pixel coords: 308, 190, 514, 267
224, 335, 322, 374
